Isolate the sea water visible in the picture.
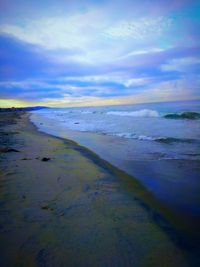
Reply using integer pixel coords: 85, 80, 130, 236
30, 100, 200, 217
31, 100, 200, 160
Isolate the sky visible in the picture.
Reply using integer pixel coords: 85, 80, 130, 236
0, 0, 200, 107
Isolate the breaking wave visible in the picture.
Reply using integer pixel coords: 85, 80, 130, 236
106, 110, 200, 120
107, 109, 160, 117
111, 133, 198, 144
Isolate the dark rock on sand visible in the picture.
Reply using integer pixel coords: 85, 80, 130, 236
41, 204, 50, 210
41, 157, 51, 162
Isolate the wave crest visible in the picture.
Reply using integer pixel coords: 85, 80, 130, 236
107, 109, 160, 117
112, 133, 198, 144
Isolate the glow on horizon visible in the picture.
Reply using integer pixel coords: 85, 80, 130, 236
0, 0, 199, 107
0, 99, 38, 108
1, 95, 199, 109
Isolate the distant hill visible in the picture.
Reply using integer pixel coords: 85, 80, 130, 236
0, 106, 49, 112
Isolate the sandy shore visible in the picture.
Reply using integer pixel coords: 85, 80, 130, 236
0, 112, 197, 267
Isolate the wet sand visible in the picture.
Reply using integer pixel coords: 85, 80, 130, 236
0, 112, 197, 267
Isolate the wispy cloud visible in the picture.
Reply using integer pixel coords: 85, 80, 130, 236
161, 57, 200, 72
104, 17, 173, 39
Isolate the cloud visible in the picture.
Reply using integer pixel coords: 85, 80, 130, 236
0, 10, 175, 64
1, 43, 199, 103
104, 17, 173, 39
161, 57, 200, 72
18, 77, 198, 108
59, 73, 150, 88
0, 35, 56, 81
0, 0, 200, 106
0, 8, 108, 51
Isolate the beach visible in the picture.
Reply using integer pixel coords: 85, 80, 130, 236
0, 111, 198, 267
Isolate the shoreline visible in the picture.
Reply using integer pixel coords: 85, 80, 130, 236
0, 111, 199, 266
30, 111, 200, 240
30, 110, 200, 219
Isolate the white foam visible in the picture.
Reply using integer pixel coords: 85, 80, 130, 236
81, 111, 93, 114
111, 132, 159, 141
138, 135, 156, 141
107, 109, 160, 117
114, 133, 137, 139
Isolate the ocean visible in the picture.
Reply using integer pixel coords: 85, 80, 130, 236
30, 100, 200, 221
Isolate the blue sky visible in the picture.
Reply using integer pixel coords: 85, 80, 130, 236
0, 0, 200, 107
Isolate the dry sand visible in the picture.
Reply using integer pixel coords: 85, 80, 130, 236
0, 112, 196, 267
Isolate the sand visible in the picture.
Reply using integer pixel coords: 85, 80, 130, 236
0, 112, 197, 267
